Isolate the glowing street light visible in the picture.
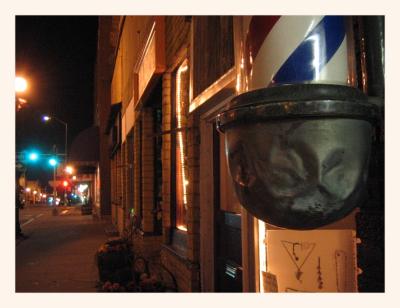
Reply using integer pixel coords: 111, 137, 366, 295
16, 98, 28, 111
15, 76, 28, 93
65, 166, 74, 174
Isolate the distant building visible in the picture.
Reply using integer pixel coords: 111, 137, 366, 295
67, 126, 100, 210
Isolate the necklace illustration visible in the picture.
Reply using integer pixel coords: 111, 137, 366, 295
281, 241, 316, 282
334, 250, 347, 292
317, 257, 323, 289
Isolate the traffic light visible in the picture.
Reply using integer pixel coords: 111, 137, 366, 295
28, 152, 39, 161
48, 157, 58, 166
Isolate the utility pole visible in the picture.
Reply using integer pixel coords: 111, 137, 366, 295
53, 145, 58, 201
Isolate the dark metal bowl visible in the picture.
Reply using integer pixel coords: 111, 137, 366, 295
217, 84, 378, 229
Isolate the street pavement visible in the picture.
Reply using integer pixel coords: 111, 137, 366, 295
16, 204, 109, 292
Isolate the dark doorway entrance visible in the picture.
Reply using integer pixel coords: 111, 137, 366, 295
214, 127, 243, 292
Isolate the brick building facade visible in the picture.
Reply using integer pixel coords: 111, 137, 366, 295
95, 16, 384, 292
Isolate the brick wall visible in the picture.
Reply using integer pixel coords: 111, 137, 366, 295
122, 141, 132, 230
160, 16, 201, 291
117, 149, 122, 207
125, 134, 134, 228
161, 73, 172, 243
111, 147, 124, 230
133, 233, 163, 261
111, 157, 117, 224
141, 108, 155, 233
117, 206, 124, 235
117, 142, 127, 234
121, 142, 126, 210
130, 106, 165, 263
186, 114, 200, 263
134, 122, 141, 224
160, 248, 200, 292
95, 17, 112, 217
106, 16, 201, 291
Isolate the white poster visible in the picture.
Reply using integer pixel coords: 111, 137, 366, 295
266, 229, 358, 292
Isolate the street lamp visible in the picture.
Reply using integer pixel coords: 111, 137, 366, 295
33, 190, 37, 204
65, 165, 74, 174
42, 115, 68, 163
15, 76, 28, 93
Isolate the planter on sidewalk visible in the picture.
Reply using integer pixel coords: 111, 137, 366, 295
96, 238, 133, 285
95, 238, 177, 292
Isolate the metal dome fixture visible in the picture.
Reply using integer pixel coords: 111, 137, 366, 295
217, 84, 379, 229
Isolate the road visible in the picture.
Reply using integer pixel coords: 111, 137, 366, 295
16, 205, 109, 292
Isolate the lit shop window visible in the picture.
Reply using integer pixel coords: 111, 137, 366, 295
174, 59, 189, 231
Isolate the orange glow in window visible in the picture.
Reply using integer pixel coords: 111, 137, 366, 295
175, 60, 189, 230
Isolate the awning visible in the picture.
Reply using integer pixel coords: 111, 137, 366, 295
69, 126, 99, 162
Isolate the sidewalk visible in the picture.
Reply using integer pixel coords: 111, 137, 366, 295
16, 206, 110, 292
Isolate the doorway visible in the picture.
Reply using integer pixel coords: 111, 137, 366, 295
199, 118, 243, 292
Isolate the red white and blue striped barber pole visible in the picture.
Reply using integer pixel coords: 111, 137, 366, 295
238, 16, 355, 92
219, 16, 378, 229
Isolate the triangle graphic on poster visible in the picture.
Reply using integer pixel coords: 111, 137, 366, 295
281, 241, 316, 273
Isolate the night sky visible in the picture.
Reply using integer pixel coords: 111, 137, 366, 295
16, 16, 98, 186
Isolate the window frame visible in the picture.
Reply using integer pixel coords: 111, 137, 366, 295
189, 16, 236, 113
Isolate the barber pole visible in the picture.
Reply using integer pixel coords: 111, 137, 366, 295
236, 16, 356, 92
221, 15, 381, 292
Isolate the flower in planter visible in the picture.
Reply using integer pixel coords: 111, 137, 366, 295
112, 282, 120, 291
97, 244, 109, 254
139, 273, 148, 281
139, 274, 165, 292
126, 280, 137, 292
102, 281, 113, 292
101, 281, 125, 292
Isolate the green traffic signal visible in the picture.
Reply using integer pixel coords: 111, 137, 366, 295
19, 150, 61, 166
49, 157, 58, 166
28, 152, 39, 161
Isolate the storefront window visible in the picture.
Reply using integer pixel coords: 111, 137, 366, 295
173, 59, 189, 231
